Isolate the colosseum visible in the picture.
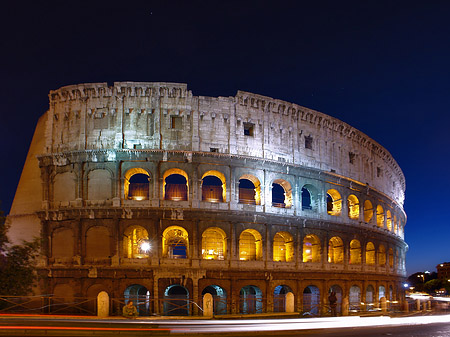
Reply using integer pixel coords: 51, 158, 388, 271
8, 82, 407, 316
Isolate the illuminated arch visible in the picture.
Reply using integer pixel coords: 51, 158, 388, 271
124, 168, 150, 200
347, 195, 360, 220
365, 242, 375, 265
364, 200, 373, 223
271, 179, 292, 208
394, 215, 398, 234
378, 244, 386, 266
328, 236, 344, 264
239, 174, 261, 205
162, 226, 189, 258
201, 227, 226, 260
386, 210, 392, 231
349, 239, 361, 264
376, 205, 384, 228
388, 248, 394, 268
303, 234, 321, 263
163, 168, 189, 201
201, 170, 226, 202
239, 229, 262, 261
273, 231, 294, 262
123, 225, 149, 258
327, 189, 342, 216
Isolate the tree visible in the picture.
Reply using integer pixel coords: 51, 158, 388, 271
0, 207, 40, 295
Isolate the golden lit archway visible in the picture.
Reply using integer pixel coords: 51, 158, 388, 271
273, 231, 294, 262
327, 189, 342, 216
386, 210, 392, 231
239, 174, 261, 205
328, 236, 344, 264
347, 195, 359, 220
378, 244, 386, 265
124, 168, 150, 200
366, 242, 375, 265
239, 229, 262, 260
163, 168, 189, 201
162, 226, 189, 258
123, 225, 150, 258
201, 227, 226, 260
349, 239, 361, 264
303, 234, 321, 263
364, 200, 373, 223
201, 170, 226, 202
376, 205, 384, 228
394, 215, 398, 234
388, 248, 394, 268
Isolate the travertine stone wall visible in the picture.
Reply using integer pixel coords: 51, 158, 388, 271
45, 82, 405, 205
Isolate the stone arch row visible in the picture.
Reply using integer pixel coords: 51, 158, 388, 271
51, 165, 404, 236
52, 281, 400, 315
50, 223, 405, 270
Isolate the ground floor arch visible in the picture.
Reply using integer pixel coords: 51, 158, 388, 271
163, 285, 189, 316
349, 285, 361, 312
273, 285, 293, 312
303, 285, 320, 316
202, 285, 227, 315
124, 284, 151, 316
329, 284, 343, 315
239, 285, 263, 314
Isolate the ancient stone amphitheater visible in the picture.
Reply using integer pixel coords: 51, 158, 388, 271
9, 82, 407, 316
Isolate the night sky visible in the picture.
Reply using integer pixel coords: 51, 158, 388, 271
1, 1, 449, 275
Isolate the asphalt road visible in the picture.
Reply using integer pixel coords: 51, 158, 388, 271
0, 315, 449, 336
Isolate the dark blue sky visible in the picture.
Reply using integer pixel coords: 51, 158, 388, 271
1, 1, 448, 274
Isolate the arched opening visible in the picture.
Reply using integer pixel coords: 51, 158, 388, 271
238, 175, 261, 205
163, 285, 189, 316
273, 232, 294, 262
271, 179, 292, 208
388, 248, 394, 268
164, 173, 188, 201
366, 242, 375, 265
202, 170, 226, 202
239, 229, 262, 261
272, 183, 286, 208
328, 236, 344, 264
386, 210, 392, 231
366, 285, 375, 310
124, 284, 151, 316
389, 286, 393, 301
273, 285, 293, 312
349, 239, 361, 264
162, 226, 189, 259
349, 285, 361, 312
329, 285, 343, 315
202, 285, 227, 315
124, 168, 150, 200
86, 226, 110, 259
364, 200, 373, 223
301, 184, 318, 211
376, 205, 384, 227
303, 285, 320, 316
327, 189, 342, 216
394, 215, 398, 234
239, 285, 263, 314
123, 226, 150, 258
347, 195, 360, 220
378, 244, 386, 266
201, 227, 226, 260
378, 286, 386, 300
303, 234, 321, 263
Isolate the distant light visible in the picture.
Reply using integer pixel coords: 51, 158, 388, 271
425, 271, 430, 274
403, 283, 409, 288
140, 242, 151, 252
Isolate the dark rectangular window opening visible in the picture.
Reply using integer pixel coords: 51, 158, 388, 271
210, 148, 219, 153
305, 136, 313, 149
171, 116, 182, 129
377, 167, 382, 177
349, 152, 355, 164
244, 123, 254, 136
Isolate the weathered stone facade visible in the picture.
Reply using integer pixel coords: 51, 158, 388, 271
8, 82, 407, 315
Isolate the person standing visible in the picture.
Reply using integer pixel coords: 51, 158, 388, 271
328, 291, 337, 316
